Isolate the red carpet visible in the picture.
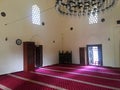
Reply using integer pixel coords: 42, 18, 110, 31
44, 64, 120, 74
0, 74, 54, 90
35, 68, 120, 88
43, 65, 120, 79
12, 71, 110, 90
0, 64, 120, 90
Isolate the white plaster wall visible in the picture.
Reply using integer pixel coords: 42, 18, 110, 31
0, 0, 120, 75
0, 0, 63, 75
61, 1, 120, 67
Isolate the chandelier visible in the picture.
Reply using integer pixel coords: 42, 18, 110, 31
55, 0, 116, 16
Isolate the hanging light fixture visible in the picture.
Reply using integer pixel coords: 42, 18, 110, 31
55, 0, 117, 16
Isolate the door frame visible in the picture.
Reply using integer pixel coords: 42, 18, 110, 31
79, 47, 86, 65
86, 44, 103, 66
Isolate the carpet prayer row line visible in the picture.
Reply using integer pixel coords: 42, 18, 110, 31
0, 64, 120, 90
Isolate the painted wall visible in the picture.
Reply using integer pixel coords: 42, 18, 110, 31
0, 0, 120, 75
61, 1, 120, 67
0, 0, 64, 75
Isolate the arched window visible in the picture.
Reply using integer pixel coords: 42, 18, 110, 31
32, 4, 40, 25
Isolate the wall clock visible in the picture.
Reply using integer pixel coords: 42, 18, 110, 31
16, 39, 22, 45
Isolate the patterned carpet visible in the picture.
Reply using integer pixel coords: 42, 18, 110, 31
0, 64, 120, 90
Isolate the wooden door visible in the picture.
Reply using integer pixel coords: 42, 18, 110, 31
79, 47, 85, 65
23, 42, 35, 71
36, 45, 43, 67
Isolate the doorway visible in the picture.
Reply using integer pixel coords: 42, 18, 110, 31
87, 44, 103, 66
35, 45, 43, 68
79, 47, 86, 65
